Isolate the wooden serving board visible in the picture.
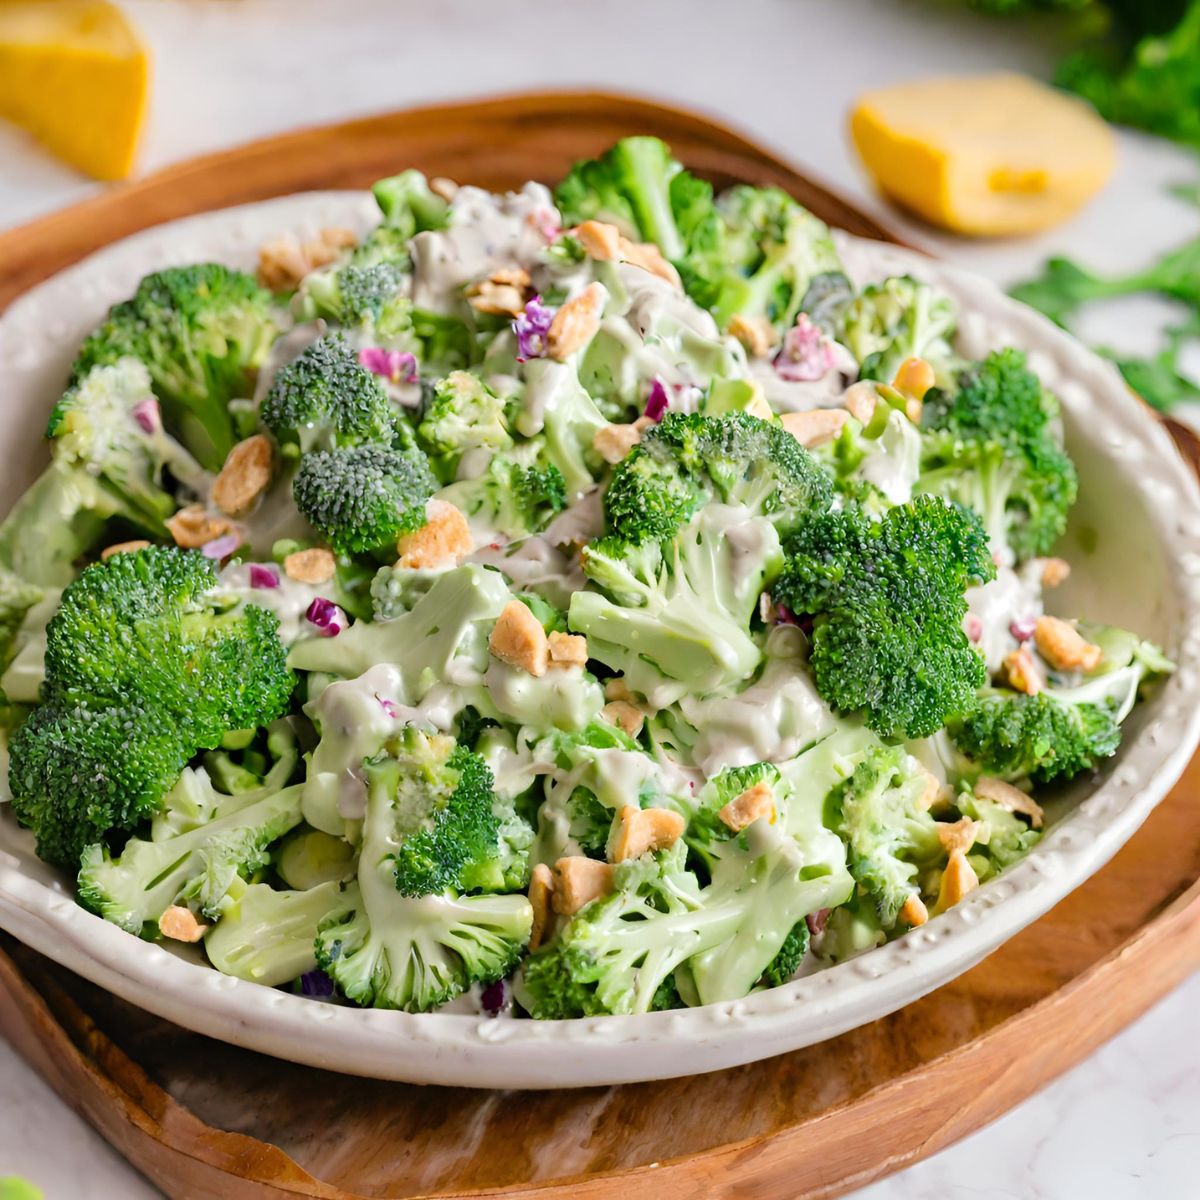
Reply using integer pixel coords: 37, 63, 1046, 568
0, 92, 1198, 1200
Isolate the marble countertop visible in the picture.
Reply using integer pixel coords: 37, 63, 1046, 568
0, 1, 1197, 1196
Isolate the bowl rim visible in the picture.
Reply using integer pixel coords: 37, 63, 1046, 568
1, 191, 1198, 1089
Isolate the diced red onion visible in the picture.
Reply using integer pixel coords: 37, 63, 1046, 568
375, 694, 401, 719
201, 532, 240, 561
774, 314, 836, 383
644, 377, 670, 422
248, 563, 280, 589
806, 908, 831, 937
297, 969, 334, 998
513, 295, 555, 362
358, 347, 418, 384
305, 597, 347, 637
480, 978, 509, 1016
1010, 617, 1037, 643
131, 397, 161, 434
965, 614, 984, 643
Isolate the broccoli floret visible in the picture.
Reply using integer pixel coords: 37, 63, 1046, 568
77, 784, 304, 935
569, 504, 783, 700
839, 275, 957, 385
71, 264, 279, 471
204, 879, 346, 986
8, 697, 189, 868
950, 689, 1121, 784
201, 720, 300, 798
0, 570, 44, 678
260, 334, 396, 452
761, 920, 810, 987
300, 260, 415, 343
604, 411, 833, 545
918, 348, 1078, 560
828, 745, 943, 929
774, 495, 994, 738
371, 169, 451, 239
438, 447, 567, 539
291, 443, 437, 555
314, 736, 532, 1011
417, 371, 513, 477
711, 186, 845, 334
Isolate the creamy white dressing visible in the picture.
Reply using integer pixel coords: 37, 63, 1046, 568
857, 409, 923, 506
481, 658, 602, 733
217, 562, 326, 646
467, 537, 585, 609
965, 564, 1044, 674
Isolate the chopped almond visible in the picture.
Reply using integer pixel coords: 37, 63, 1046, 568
618, 236, 680, 286
572, 219, 622, 260
975, 776, 1044, 829
528, 863, 554, 951
101, 539, 150, 561
547, 282, 606, 360
937, 817, 984, 855
899, 893, 929, 927
467, 280, 527, 317
593, 421, 644, 465
165, 506, 234, 550
916, 765, 945, 811
158, 905, 208, 943
283, 547, 336, 584
1040, 557, 1071, 588
212, 434, 273, 516
256, 227, 357, 292
609, 805, 686, 862
489, 599, 549, 677
842, 382, 878, 426
601, 699, 644, 738
780, 408, 849, 448
1034, 615, 1102, 672
717, 781, 775, 833
429, 176, 458, 201
395, 501, 472, 570
552, 856, 615, 915
935, 849, 979, 913
891, 356, 936, 401
1003, 645, 1045, 695
728, 313, 776, 359
604, 676, 634, 703
547, 630, 588, 667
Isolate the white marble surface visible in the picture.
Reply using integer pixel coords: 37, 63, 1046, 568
0, 0, 1197, 1195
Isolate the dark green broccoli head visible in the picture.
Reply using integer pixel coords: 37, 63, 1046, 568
604, 411, 833, 544
838, 274, 957, 384
260, 334, 395, 451
43, 546, 294, 747
950, 689, 1121, 784
291, 443, 437, 555
8, 696, 189, 868
919, 348, 1078, 559
309, 261, 411, 333
761, 920, 810, 988
775, 495, 994, 739
71, 264, 279, 471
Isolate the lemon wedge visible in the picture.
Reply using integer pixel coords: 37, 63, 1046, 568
850, 74, 1115, 237
0, 0, 149, 180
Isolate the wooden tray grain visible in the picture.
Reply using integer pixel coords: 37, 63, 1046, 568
0, 92, 1197, 1200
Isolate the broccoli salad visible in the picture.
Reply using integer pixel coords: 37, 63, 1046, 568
0, 138, 1173, 1018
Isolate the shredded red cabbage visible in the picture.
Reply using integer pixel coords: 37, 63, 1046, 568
305, 597, 347, 637
514, 296, 555, 362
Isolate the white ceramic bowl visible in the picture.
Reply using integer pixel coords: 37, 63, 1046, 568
1, 193, 1198, 1089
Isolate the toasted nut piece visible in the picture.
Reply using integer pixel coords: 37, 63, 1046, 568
395, 501, 472, 570
842, 381, 878, 426
937, 817, 984, 855
488, 265, 532, 290
780, 408, 850, 448
256, 227, 356, 291
528, 863, 554, 951
468, 281, 527, 317
975, 776, 1044, 829
1003, 645, 1045, 695
1040, 557, 1071, 588
718, 781, 775, 833
547, 282, 606, 360
547, 630, 588, 667
610, 805, 686, 862
310, 226, 358, 263
899, 893, 929, 927
553, 856, 615, 915
158, 905, 208, 943
601, 700, 644, 738
212, 434, 273, 516
429, 176, 458, 201
935, 849, 979, 913
618, 236, 680, 286
903, 396, 923, 424
916, 765, 945, 811
101, 539, 151, 561
573, 219, 622, 260
728, 313, 777, 359
604, 676, 633, 702
489, 599, 549, 677
592, 421, 644, 464
742, 380, 774, 421
1035, 615, 1102, 672
165, 506, 235, 550
283, 546, 336, 584
891, 356, 936, 401
759, 592, 778, 624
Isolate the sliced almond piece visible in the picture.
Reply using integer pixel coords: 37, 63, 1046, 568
609, 805, 686, 863
547, 630, 588, 667
592, 421, 644, 464
1034, 615, 1102, 672
1040, 557, 1071, 588
158, 905, 208, 943
395, 500, 472, 570
1003, 645, 1045, 695
165, 506, 234, 550
617, 236, 680, 286
528, 863, 554, 951
842, 381, 878, 426
572, 219, 622, 260
937, 817, 984, 855
601, 699, 644, 738
101, 539, 150, 561
728, 313, 776, 359
975, 776, 1044, 829
935, 849, 979, 913
212, 434, 273, 516
547, 282, 606, 360
489, 599, 549, 677
283, 546, 336, 584
717, 781, 775, 833
899, 893, 929, 927
780, 408, 850, 448
552, 856, 615, 916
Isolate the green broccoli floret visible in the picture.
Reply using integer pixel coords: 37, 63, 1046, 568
839, 275, 957, 385
260, 333, 397, 453
918, 348, 1078, 560
828, 745, 943, 929
774, 495, 994, 738
417, 371, 513, 477
300, 261, 415, 343
371, 169, 451, 239
201, 720, 300, 798
604, 411, 833, 545
438, 446, 567, 539
0, 570, 44, 677
949, 688, 1121, 784
71, 264, 279, 471
291, 443, 437, 555
711, 185, 845, 333
761, 920, 810, 987
77, 784, 304, 935
569, 504, 783, 699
